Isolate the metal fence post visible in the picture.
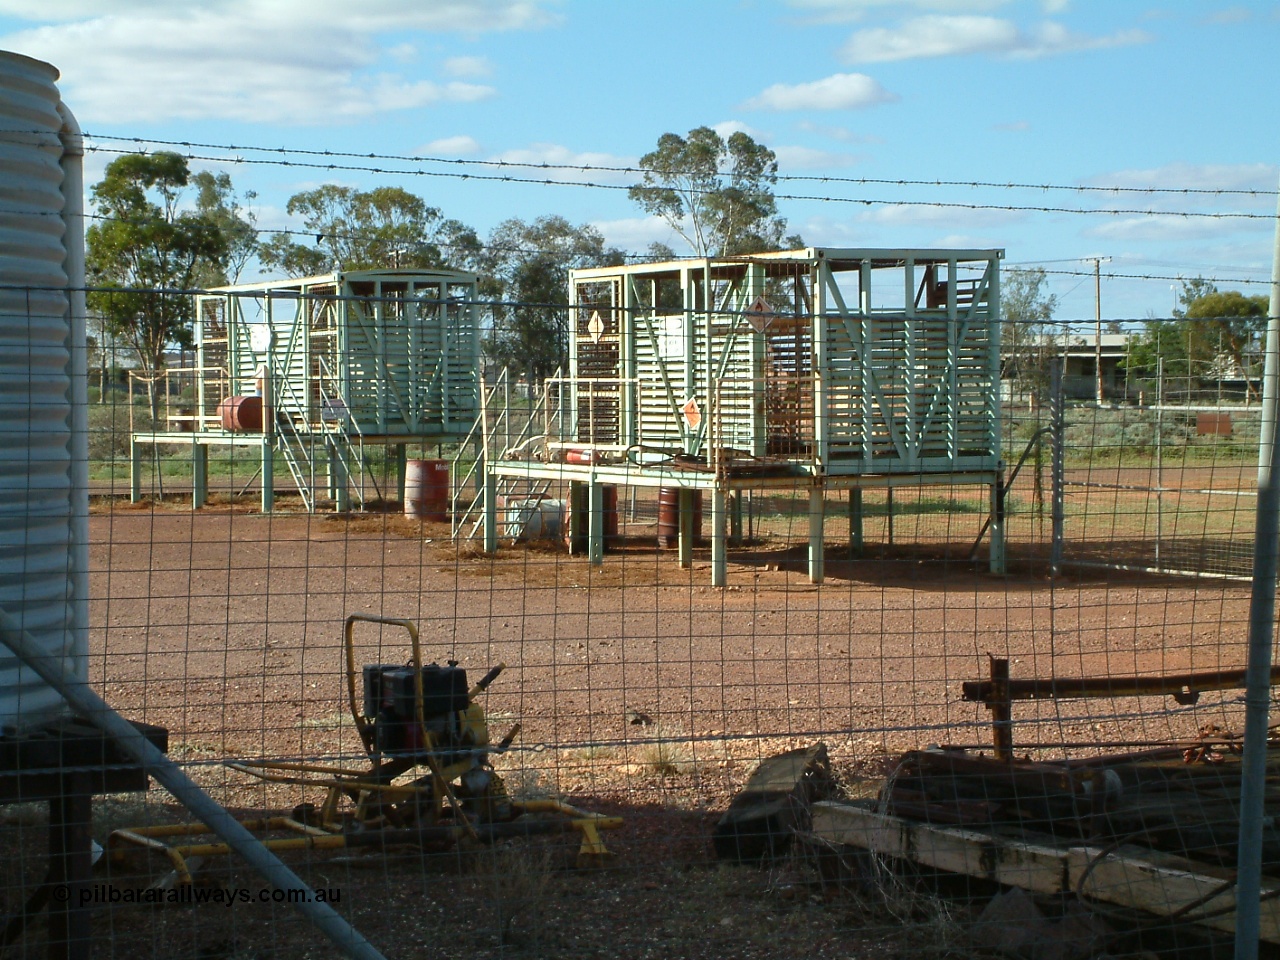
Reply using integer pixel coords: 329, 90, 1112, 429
1235, 178, 1280, 960
1050, 361, 1064, 577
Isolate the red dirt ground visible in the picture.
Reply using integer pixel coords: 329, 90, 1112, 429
2, 498, 1253, 959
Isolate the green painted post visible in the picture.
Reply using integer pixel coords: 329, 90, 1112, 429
567, 480, 585, 555
334, 442, 349, 513
588, 479, 603, 566
989, 471, 1007, 575
260, 437, 273, 513
325, 437, 338, 502
129, 438, 141, 503
711, 488, 727, 587
849, 488, 863, 557
192, 442, 207, 509
678, 488, 693, 569
729, 490, 743, 546
482, 468, 497, 553
394, 444, 407, 505
809, 488, 824, 584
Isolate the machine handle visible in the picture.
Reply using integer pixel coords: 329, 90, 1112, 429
497, 723, 521, 752
343, 615, 421, 752
470, 662, 506, 699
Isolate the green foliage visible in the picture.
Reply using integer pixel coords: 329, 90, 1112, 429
85, 152, 228, 415
191, 171, 258, 285
258, 184, 480, 276
628, 126, 797, 256
482, 216, 625, 383
1000, 267, 1058, 403
87, 397, 153, 462
1124, 279, 1266, 399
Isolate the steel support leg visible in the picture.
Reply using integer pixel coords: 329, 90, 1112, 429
129, 438, 141, 503
809, 488, 825, 584
192, 442, 207, 509
849, 488, 863, 558
588, 479, 603, 566
711, 488, 727, 587
482, 468, 497, 553
394, 444, 407, 505
260, 438, 273, 513
678, 489, 694, 570
990, 472, 1007, 575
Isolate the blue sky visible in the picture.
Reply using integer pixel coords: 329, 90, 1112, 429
1, 0, 1276, 323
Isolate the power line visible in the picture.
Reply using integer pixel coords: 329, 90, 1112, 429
80, 132, 1279, 200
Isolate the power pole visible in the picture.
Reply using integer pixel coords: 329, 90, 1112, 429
1085, 257, 1111, 403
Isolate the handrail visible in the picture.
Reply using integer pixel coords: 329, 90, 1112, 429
450, 368, 509, 538
451, 366, 560, 539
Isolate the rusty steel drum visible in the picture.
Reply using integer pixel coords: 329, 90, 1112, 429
564, 483, 619, 550
217, 395, 263, 432
657, 487, 702, 548
405, 458, 450, 521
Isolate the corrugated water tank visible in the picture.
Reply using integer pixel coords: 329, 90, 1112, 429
0, 51, 88, 731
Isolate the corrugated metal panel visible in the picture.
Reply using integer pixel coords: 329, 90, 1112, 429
0, 51, 82, 731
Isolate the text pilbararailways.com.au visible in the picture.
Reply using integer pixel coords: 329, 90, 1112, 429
57, 884, 342, 907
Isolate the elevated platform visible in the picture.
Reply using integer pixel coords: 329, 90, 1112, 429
465, 246, 1008, 585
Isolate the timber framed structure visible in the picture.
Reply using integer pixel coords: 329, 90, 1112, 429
472, 247, 1006, 584
129, 269, 481, 512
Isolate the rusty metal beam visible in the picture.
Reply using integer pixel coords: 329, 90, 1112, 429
963, 664, 1280, 706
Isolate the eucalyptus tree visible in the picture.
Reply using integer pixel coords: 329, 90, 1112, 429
258, 184, 480, 276
628, 126, 797, 257
85, 151, 227, 416
481, 215, 625, 383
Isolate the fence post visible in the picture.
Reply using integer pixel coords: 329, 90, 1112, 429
1235, 177, 1280, 960
1050, 361, 1064, 577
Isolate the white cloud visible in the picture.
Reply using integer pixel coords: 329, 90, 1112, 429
0, 0, 557, 31
787, 0, 1010, 24
796, 213, 1004, 251
0, 1, 551, 123
742, 73, 897, 111
711, 120, 771, 141
1087, 162, 1278, 195
857, 203, 1026, 229
994, 120, 1031, 132
591, 216, 685, 254
1085, 216, 1254, 244
418, 135, 483, 156
489, 143, 637, 185
1206, 6, 1253, 25
772, 145, 862, 170
795, 120, 882, 144
840, 15, 1148, 63
442, 55, 493, 78
387, 43, 418, 63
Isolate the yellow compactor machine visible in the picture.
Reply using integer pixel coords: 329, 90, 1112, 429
110, 615, 620, 881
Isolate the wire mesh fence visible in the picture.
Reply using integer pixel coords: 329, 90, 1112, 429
3, 291, 1274, 960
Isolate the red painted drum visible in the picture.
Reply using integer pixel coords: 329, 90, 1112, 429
405, 459, 450, 521
217, 395, 263, 432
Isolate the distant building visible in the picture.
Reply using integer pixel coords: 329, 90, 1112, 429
1001, 332, 1132, 405
1058, 332, 1132, 401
